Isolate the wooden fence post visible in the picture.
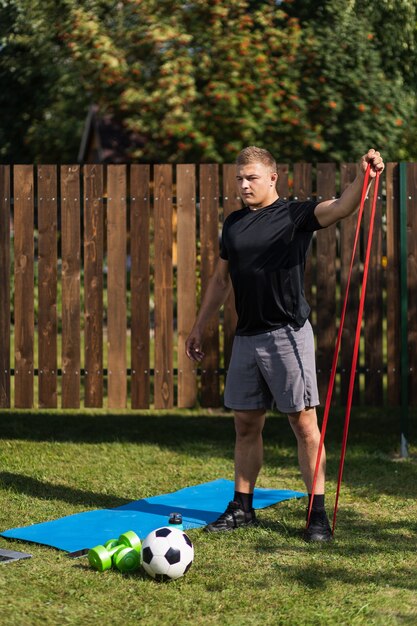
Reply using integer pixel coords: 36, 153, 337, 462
177, 164, 198, 408
38, 165, 58, 408
84, 164, 104, 408
14, 165, 34, 408
107, 165, 127, 408
61, 165, 81, 409
199, 164, 220, 407
130, 165, 151, 409
154, 164, 174, 409
406, 163, 417, 406
0, 166, 10, 407
385, 163, 401, 406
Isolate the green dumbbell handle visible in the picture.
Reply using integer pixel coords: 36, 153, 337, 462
88, 542, 124, 572
118, 531, 142, 554
113, 547, 141, 573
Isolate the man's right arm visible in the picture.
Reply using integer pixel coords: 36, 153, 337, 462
185, 258, 231, 362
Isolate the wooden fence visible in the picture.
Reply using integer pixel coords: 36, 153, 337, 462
0, 162, 416, 410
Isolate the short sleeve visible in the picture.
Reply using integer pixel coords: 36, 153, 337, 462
288, 200, 323, 232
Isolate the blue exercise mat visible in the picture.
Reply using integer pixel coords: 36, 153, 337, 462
0, 478, 305, 553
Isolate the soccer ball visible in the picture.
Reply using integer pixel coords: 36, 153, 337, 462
141, 527, 194, 581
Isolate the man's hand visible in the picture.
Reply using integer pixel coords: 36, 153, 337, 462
360, 148, 384, 178
185, 328, 205, 362
315, 148, 385, 227
184, 258, 231, 362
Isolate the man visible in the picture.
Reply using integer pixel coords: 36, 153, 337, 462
185, 146, 384, 541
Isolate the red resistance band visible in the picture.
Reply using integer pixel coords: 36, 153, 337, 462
307, 164, 381, 534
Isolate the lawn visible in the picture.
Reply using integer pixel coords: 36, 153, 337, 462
0, 407, 416, 625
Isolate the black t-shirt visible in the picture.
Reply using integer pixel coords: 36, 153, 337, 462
220, 198, 323, 335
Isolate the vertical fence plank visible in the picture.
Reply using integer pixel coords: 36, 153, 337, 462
293, 163, 314, 309
107, 165, 127, 408
399, 163, 409, 452
200, 164, 220, 407
316, 163, 337, 403
61, 166, 81, 408
386, 163, 401, 405
130, 165, 150, 409
364, 171, 384, 404
84, 164, 104, 407
154, 164, 174, 409
277, 164, 289, 201
37, 165, 58, 408
0, 166, 10, 407
340, 163, 360, 405
222, 164, 239, 370
14, 165, 34, 408
293, 163, 312, 200
407, 163, 417, 405
177, 164, 197, 408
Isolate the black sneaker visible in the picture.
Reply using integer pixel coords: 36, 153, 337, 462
303, 509, 333, 542
204, 501, 258, 533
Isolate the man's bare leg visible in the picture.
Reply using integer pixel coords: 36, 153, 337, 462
288, 406, 332, 541
204, 408, 265, 532
287, 406, 325, 493
234, 409, 266, 493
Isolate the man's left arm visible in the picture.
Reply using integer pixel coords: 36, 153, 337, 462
314, 149, 385, 228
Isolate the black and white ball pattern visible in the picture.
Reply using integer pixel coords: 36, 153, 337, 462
142, 527, 194, 581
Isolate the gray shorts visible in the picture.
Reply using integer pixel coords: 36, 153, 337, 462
224, 320, 320, 414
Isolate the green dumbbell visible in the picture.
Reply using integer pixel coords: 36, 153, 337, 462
118, 531, 142, 554
113, 546, 141, 573
113, 531, 142, 573
88, 539, 124, 572
88, 531, 142, 573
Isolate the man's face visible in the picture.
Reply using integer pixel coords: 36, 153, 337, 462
236, 162, 278, 208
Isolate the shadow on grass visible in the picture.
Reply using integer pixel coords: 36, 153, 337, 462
0, 472, 131, 508
1, 408, 417, 500
0, 406, 415, 447
0, 471, 232, 527
0, 411, 237, 446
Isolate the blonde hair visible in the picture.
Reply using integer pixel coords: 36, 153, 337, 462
236, 146, 277, 173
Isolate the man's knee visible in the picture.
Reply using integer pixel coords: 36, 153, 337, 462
288, 407, 320, 443
234, 409, 266, 439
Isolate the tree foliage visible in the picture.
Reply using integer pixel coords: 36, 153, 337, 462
284, 0, 417, 161
0, 0, 416, 163
0, 0, 89, 162
55, 0, 308, 162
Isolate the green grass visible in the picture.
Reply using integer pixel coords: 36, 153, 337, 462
0, 407, 417, 625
